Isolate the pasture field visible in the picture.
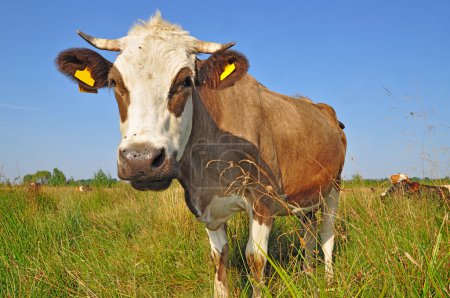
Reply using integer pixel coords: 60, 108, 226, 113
0, 181, 448, 297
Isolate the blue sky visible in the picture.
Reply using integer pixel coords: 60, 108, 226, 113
0, 0, 449, 181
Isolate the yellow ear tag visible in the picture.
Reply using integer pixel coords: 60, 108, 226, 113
74, 67, 95, 87
220, 63, 236, 81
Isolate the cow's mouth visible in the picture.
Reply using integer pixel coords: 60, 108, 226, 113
130, 178, 174, 191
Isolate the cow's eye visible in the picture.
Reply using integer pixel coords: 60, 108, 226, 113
183, 77, 192, 88
108, 79, 116, 87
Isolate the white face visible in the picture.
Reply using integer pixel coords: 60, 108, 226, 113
113, 35, 195, 163
58, 12, 234, 190
101, 19, 201, 191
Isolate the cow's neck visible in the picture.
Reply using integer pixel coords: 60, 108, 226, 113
177, 82, 283, 216
178, 87, 226, 180
176, 87, 225, 216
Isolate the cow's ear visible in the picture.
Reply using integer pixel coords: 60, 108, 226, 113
55, 48, 112, 92
196, 50, 249, 90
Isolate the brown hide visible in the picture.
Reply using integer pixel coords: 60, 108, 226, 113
179, 72, 346, 213
408, 182, 450, 200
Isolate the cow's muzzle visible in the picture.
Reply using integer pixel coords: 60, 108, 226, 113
117, 144, 177, 191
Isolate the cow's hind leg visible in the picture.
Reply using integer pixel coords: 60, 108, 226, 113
302, 211, 318, 273
206, 224, 229, 298
246, 212, 273, 298
320, 187, 339, 283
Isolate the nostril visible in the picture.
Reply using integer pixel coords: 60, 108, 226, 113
151, 148, 165, 169
119, 148, 127, 158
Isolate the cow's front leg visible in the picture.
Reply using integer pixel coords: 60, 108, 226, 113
206, 224, 229, 298
246, 214, 273, 298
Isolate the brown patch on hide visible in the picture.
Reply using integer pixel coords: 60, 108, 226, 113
168, 67, 193, 117
196, 50, 249, 90
252, 193, 276, 225
409, 182, 421, 192
108, 66, 130, 123
55, 48, 112, 91
246, 251, 266, 284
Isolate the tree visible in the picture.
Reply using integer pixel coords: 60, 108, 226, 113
34, 170, 51, 184
49, 168, 66, 186
66, 177, 77, 186
23, 174, 33, 184
91, 169, 116, 187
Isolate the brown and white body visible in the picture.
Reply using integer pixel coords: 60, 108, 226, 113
29, 182, 41, 193
56, 12, 346, 297
78, 185, 92, 192
381, 177, 450, 201
389, 173, 410, 185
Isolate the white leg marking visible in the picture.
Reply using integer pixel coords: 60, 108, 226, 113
246, 217, 271, 298
207, 225, 227, 255
320, 187, 339, 283
206, 225, 229, 298
246, 218, 271, 274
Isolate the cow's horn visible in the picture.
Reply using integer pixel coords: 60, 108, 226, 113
77, 30, 121, 52
195, 40, 235, 54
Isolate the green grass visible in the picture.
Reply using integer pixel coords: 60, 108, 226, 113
0, 182, 448, 297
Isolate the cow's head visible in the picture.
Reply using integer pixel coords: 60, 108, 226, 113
56, 12, 248, 191
390, 173, 409, 184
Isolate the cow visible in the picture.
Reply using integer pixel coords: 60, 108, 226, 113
381, 180, 450, 200
55, 12, 347, 297
28, 182, 41, 193
78, 185, 92, 192
381, 175, 450, 201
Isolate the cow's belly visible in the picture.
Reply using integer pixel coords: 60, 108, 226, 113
196, 193, 325, 230
197, 195, 249, 230
275, 200, 322, 217
283, 182, 334, 208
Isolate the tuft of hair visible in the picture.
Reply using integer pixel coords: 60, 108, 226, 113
128, 10, 190, 39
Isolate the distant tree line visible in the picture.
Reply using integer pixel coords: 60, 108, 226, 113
21, 168, 118, 187
344, 173, 450, 187
1, 167, 448, 188
23, 168, 66, 186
